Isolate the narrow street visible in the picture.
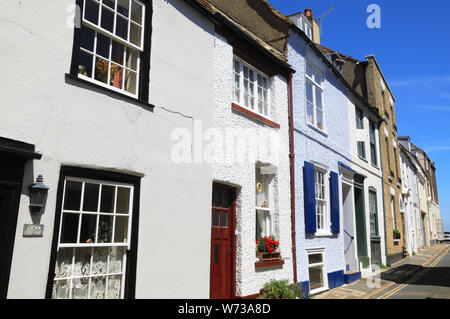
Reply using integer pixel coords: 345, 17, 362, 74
372, 244, 450, 299
314, 243, 450, 299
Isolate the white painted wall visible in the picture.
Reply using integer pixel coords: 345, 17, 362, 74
289, 31, 352, 290
1, 0, 214, 298
347, 97, 386, 272
212, 33, 293, 297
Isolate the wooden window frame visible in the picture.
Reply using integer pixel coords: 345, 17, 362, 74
313, 165, 330, 235
46, 166, 141, 299
69, 0, 152, 105
306, 248, 328, 294
305, 61, 325, 132
233, 56, 271, 119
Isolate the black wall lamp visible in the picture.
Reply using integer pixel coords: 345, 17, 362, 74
29, 175, 49, 214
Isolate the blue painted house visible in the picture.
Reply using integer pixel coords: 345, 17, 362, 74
287, 10, 361, 295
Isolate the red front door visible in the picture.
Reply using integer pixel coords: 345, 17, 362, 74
210, 184, 235, 299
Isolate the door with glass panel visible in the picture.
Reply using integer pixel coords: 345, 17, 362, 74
51, 177, 133, 299
210, 184, 235, 299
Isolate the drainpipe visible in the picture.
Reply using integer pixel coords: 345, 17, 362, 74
289, 73, 298, 285
378, 121, 390, 266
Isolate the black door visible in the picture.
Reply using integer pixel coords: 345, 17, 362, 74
0, 156, 26, 298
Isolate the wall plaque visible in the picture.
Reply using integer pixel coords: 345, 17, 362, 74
23, 224, 44, 237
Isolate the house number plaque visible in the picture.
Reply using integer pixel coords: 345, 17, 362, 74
23, 224, 44, 237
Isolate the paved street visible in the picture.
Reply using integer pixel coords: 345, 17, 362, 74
314, 243, 450, 299
371, 243, 450, 299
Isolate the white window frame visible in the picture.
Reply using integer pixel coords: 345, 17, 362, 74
233, 56, 271, 119
255, 166, 274, 239
306, 247, 328, 294
78, 0, 146, 98
305, 61, 326, 132
52, 176, 134, 299
357, 141, 367, 160
313, 164, 331, 235
299, 15, 312, 40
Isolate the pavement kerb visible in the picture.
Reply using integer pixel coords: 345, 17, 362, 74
361, 244, 449, 299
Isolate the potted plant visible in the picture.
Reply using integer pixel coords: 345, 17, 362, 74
256, 236, 281, 262
393, 229, 401, 240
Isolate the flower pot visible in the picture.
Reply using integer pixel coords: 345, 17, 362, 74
257, 251, 281, 262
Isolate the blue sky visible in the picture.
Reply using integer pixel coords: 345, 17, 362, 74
269, 0, 450, 231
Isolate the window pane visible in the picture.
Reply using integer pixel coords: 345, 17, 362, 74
117, 0, 130, 17
307, 102, 314, 124
315, 88, 323, 109
92, 247, 109, 275
255, 167, 270, 208
72, 277, 89, 299
96, 33, 110, 58
256, 210, 269, 239
100, 6, 114, 33
125, 70, 137, 94
78, 51, 93, 78
98, 215, 113, 243
64, 181, 82, 211
221, 210, 228, 227
111, 41, 124, 65
116, 187, 130, 214
109, 247, 124, 273
306, 81, 313, 102
213, 209, 220, 227
313, 68, 322, 84
316, 109, 324, 130
114, 216, 129, 243
80, 26, 95, 51
94, 57, 109, 84
73, 248, 91, 277
308, 253, 323, 264
84, 0, 100, 25
126, 48, 138, 70
110, 63, 123, 89
306, 63, 313, 78
131, 0, 143, 24
83, 183, 99, 212
130, 22, 141, 47
309, 266, 324, 290
100, 185, 115, 213
106, 275, 122, 299
90, 276, 106, 299
55, 248, 73, 279
115, 14, 128, 41
103, 0, 115, 9
60, 213, 80, 243
80, 214, 97, 243
54, 280, 70, 299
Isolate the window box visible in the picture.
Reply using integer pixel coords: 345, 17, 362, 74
257, 251, 281, 262
255, 259, 284, 269
393, 230, 401, 240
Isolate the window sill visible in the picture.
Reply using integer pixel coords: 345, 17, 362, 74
231, 103, 280, 129
358, 156, 368, 163
255, 259, 285, 269
65, 73, 155, 110
314, 231, 334, 237
309, 286, 329, 296
307, 123, 328, 137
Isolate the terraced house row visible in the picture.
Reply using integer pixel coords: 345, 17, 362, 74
0, 0, 444, 299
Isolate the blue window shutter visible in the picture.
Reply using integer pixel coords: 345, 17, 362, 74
330, 171, 340, 234
303, 161, 316, 234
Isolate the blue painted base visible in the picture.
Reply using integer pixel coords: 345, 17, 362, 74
327, 270, 345, 289
344, 271, 361, 284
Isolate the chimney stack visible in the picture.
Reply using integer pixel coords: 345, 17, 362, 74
304, 8, 320, 45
